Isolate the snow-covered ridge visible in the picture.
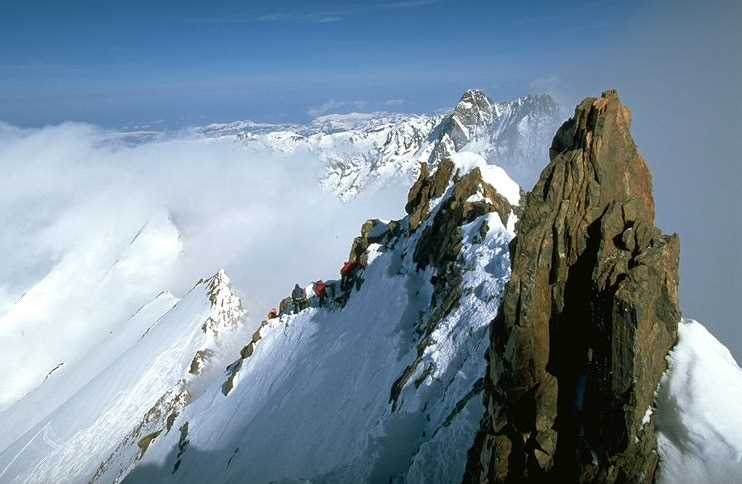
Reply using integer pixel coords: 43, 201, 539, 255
0, 157, 522, 484
0, 270, 250, 484
191, 89, 563, 200
123, 156, 520, 483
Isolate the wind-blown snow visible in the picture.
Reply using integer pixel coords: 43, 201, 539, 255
656, 319, 742, 484
0, 209, 182, 411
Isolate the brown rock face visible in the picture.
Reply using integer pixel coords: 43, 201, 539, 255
465, 90, 681, 483
390, 156, 514, 411
406, 159, 456, 230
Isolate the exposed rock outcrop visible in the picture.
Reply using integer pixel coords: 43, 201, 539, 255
201, 270, 244, 335
465, 90, 681, 483
406, 159, 456, 230
390, 155, 515, 410
348, 218, 401, 267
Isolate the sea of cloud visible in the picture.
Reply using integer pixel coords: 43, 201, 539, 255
0, 121, 410, 409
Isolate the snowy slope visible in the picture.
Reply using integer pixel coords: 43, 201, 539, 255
0, 271, 251, 484
113, 155, 518, 483
0, 210, 182, 414
656, 319, 742, 484
0, 291, 178, 454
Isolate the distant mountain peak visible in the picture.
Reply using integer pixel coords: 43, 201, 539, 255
189, 88, 564, 200
453, 89, 496, 126
203, 268, 231, 301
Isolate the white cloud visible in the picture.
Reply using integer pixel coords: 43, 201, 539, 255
307, 99, 369, 117
384, 98, 405, 107
381, 0, 440, 9
191, 1, 440, 25
0, 121, 409, 408
255, 12, 345, 24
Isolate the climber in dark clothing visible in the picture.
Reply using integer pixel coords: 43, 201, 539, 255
278, 297, 292, 316
291, 284, 306, 313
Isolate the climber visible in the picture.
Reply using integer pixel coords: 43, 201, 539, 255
313, 280, 327, 307
340, 261, 357, 290
278, 296, 292, 316
291, 283, 307, 313
267, 308, 278, 319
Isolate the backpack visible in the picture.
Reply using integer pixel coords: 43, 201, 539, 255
340, 261, 356, 276
314, 280, 327, 298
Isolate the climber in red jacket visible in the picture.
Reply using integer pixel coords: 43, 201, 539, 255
340, 261, 357, 291
313, 280, 327, 306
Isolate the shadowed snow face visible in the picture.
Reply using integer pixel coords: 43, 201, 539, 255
0, 121, 409, 409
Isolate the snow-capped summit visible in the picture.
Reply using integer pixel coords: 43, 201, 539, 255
438, 89, 497, 148
191, 89, 564, 199
430, 90, 562, 187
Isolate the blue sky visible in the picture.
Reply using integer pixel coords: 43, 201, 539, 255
0, 0, 644, 127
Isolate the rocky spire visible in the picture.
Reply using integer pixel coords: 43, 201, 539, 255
441, 90, 496, 149
200, 269, 245, 336
465, 90, 681, 483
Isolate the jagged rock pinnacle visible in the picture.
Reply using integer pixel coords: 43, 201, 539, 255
465, 90, 681, 483
442, 90, 496, 149
201, 269, 245, 335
